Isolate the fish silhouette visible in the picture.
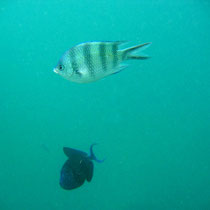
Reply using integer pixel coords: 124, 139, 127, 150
60, 144, 104, 190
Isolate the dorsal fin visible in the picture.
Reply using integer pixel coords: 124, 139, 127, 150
63, 147, 87, 158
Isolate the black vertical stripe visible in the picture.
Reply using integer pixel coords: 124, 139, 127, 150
83, 43, 94, 77
112, 44, 118, 68
99, 43, 107, 72
69, 47, 81, 77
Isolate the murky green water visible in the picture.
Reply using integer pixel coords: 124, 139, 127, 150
0, 0, 210, 209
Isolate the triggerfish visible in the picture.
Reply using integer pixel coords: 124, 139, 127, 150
60, 144, 104, 190
54, 41, 151, 83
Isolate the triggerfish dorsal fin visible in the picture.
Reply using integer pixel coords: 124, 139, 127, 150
89, 144, 105, 163
63, 147, 88, 158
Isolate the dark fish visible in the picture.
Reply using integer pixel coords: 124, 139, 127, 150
60, 144, 104, 190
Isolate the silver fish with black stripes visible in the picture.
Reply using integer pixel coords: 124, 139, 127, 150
53, 41, 151, 83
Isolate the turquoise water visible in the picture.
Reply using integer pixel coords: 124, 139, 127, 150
1, 0, 210, 209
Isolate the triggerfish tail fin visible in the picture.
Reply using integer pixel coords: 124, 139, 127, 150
122, 42, 151, 60
89, 144, 105, 163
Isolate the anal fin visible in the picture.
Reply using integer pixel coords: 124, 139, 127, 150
110, 64, 128, 76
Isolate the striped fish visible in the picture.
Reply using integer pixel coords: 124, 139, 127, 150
54, 41, 151, 83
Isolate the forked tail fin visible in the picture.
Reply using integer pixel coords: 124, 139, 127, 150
122, 42, 151, 60
89, 143, 104, 163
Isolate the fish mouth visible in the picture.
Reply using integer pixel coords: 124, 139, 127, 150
53, 68, 59, 74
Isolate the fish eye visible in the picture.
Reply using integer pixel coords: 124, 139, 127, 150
59, 64, 65, 71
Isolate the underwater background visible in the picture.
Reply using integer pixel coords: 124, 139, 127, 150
0, 0, 210, 209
